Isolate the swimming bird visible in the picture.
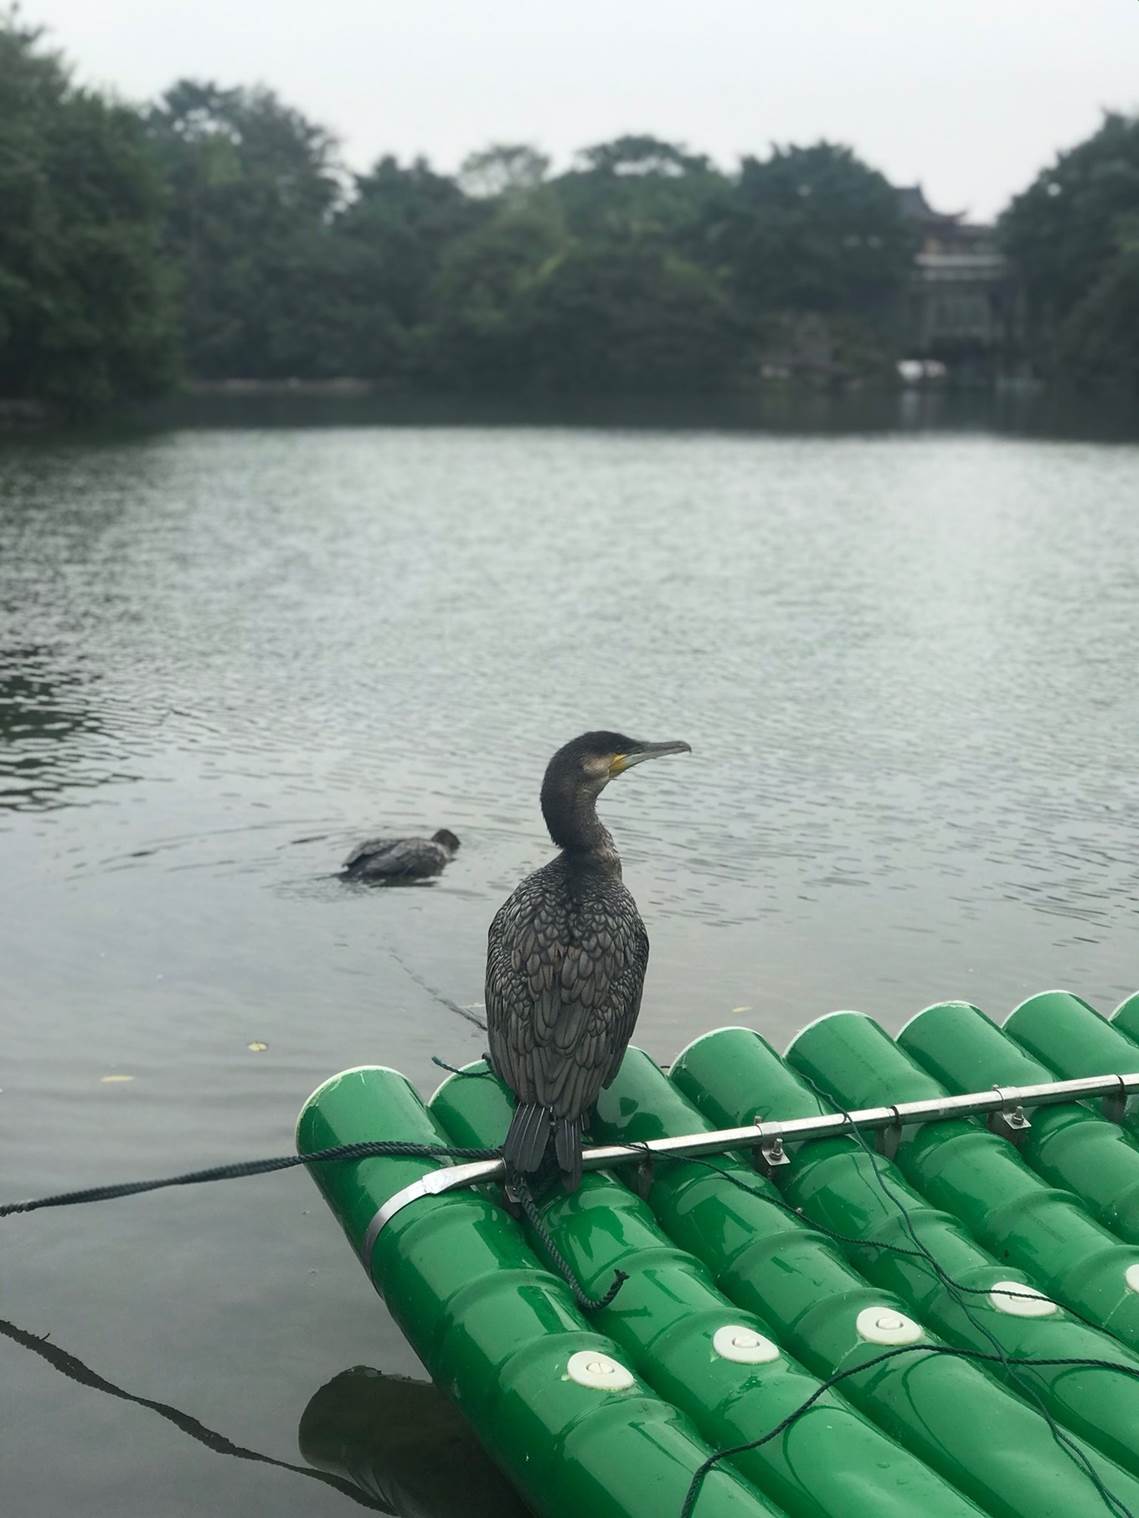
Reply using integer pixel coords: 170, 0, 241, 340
485, 731, 691, 1190
342, 828, 460, 883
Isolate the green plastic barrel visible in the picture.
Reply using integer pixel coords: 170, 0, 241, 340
428, 1059, 979, 1518
783, 1014, 1139, 1353
1004, 992, 1139, 1142
599, 1041, 1139, 1518
296, 1066, 769, 1518
1113, 992, 1139, 1043
671, 1023, 1139, 1480
898, 1000, 1139, 1241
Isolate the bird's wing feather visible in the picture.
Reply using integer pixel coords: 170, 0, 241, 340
486, 865, 647, 1124
376, 839, 434, 876
350, 839, 441, 877
343, 837, 396, 869
601, 914, 649, 1087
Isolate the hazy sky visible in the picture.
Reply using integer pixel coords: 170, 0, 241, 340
30, 0, 1139, 219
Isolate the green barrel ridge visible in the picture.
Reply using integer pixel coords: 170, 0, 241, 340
898, 1000, 1139, 1241
1113, 992, 1139, 1043
1004, 991, 1139, 1141
296, 1066, 771, 1518
599, 1042, 1139, 1518
673, 1023, 1139, 1481
428, 1060, 979, 1518
783, 1013, 1139, 1351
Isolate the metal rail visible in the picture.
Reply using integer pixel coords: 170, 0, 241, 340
359, 1070, 1139, 1267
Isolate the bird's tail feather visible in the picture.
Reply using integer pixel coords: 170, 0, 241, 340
555, 1115, 584, 1192
503, 1103, 551, 1174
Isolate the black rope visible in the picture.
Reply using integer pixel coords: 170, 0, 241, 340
0, 1139, 498, 1218
679, 1347, 1139, 1518
430, 1055, 496, 1080
0, 1133, 619, 1316
513, 1176, 627, 1313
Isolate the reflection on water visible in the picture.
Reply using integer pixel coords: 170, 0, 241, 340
0, 1318, 519, 1518
300, 1367, 530, 1516
138, 386, 1139, 444
0, 647, 130, 809
3, 414, 1139, 1516
0, 1319, 386, 1512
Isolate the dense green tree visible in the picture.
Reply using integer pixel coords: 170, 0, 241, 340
1001, 112, 1139, 383
576, 136, 711, 178
425, 193, 567, 388
26, 8, 1121, 411
459, 143, 550, 200
145, 79, 342, 377
1056, 231, 1139, 396
0, 10, 175, 414
552, 134, 724, 248
423, 168, 748, 396
681, 142, 914, 382
330, 155, 482, 379
528, 241, 747, 394
706, 142, 913, 318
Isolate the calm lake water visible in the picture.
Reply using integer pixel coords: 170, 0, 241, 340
4, 410, 1139, 1516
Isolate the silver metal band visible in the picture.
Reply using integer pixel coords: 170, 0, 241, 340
360, 1158, 501, 1268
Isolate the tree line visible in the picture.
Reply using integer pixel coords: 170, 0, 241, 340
2, 11, 1137, 417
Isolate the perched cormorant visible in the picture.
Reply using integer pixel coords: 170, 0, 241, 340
342, 828, 460, 883
485, 731, 691, 1190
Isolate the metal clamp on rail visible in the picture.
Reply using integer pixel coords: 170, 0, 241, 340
1102, 1074, 1133, 1126
751, 1119, 790, 1177
987, 1085, 1032, 1143
631, 1149, 656, 1200
875, 1106, 905, 1161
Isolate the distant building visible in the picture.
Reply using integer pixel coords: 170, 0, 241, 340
898, 186, 1020, 366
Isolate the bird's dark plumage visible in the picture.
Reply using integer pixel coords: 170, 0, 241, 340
342, 828, 460, 883
485, 730, 690, 1190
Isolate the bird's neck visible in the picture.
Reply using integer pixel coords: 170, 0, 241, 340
542, 783, 621, 869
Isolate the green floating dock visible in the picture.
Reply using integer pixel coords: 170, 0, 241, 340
298, 991, 1139, 1518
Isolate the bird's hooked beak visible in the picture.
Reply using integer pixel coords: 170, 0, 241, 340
609, 740, 692, 777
